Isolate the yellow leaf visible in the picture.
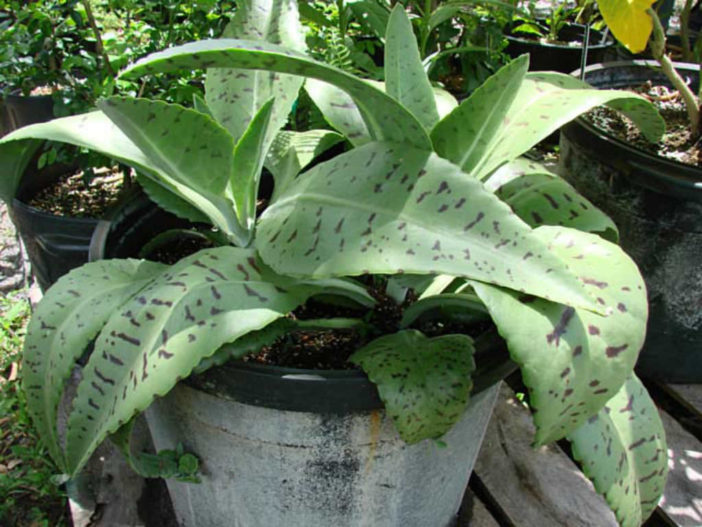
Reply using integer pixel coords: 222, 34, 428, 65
599, 0, 656, 53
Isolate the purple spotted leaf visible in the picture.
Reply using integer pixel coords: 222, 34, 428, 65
349, 330, 475, 443
204, 0, 305, 149
120, 39, 432, 150
265, 129, 345, 200
472, 74, 663, 180
431, 55, 529, 173
471, 226, 647, 444
0, 110, 245, 243
485, 158, 618, 242
64, 247, 307, 474
22, 259, 166, 471
567, 374, 668, 527
385, 5, 439, 129
257, 141, 599, 312
304, 79, 370, 146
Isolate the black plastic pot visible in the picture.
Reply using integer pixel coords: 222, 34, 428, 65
9, 163, 99, 291
559, 60, 702, 382
505, 23, 615, 73
3, 92, 55, 131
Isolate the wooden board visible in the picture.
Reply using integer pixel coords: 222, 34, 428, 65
657, 409, 702, 526
473, 384, 618, 527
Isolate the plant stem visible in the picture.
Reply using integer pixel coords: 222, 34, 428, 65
681, 0, 694, 62
648, 7, 700, 137
81, 0, 116, 78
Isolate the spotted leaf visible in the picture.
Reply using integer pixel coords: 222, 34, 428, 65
471, 73, 664, 180
257, 141, 599, 312
265, 128, 345, 201
121, 39, 432, 150
431, 55, 528, 173
385, 5, 439, 129
64, 247, 307, 474
304, 79, 370, 146
568, 374, 667, 527
349, 330, 475, 443
204, 0, 305, 149
22, 259, 166, 470
485, 158, 618, 242
0, 111, 245, 243
471, 227, 647, 444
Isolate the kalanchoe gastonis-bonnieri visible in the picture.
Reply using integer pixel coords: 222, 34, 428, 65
0, 1, 667, 524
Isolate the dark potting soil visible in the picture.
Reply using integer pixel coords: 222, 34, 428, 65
28, 166, 127, 218
586, 82, 702, 167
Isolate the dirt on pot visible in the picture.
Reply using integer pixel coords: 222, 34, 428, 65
586, 81, 702, 166
28, 166, 128, 218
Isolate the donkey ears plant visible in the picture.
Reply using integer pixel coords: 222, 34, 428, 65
0, 2, 668, 525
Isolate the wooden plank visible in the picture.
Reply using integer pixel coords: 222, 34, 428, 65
473, 384, 618, 527
657, 409, 702, 526
665, 384, 702, 418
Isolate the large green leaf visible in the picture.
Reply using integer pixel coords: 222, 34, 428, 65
385, 5, 439, 129
204, 0, 305, 148
471, 227, 647, 444
568, 374, 667, 527
349, 330, 475, 443
472, 74, 664, 179
485, 158, 618, 242
64, 247, 307, 474
22, 259, 166, 470
265, 128, 344, 201
120, 39, 432, 150
431, 55, 529, 172
257, 141, 598, 312
0, 112, 245, 243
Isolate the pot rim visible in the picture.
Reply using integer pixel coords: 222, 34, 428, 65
506, 22, 614, 49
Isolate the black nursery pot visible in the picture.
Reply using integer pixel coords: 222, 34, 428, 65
505, 23, 615, 73
559, 60, 702, 383
3, 92, 55, 131
9, 163, 98, 292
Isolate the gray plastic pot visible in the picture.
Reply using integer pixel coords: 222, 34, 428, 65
559, 60, 702, 383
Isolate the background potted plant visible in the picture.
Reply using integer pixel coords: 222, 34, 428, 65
0, 1, 669, 525
559, 0, 702, 382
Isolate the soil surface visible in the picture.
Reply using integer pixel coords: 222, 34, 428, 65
28, 166, 127, 218
586, 81, 702, 166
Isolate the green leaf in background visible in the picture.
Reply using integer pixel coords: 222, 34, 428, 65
471, 227, 647, 444
385, 5, 439, 130
65, 247, 307, 474
120, 39, 432, 150
204, 0, 306, 150
431, 55, 528, 174
568, 374, 667, 527
22, 259, 166, 471
257, 141, 598, 312
484, 158, 619, 242
265, 128, 345, 201
135, 174, 211, 224
350, 330, 475, 443
348, 0, 391, 38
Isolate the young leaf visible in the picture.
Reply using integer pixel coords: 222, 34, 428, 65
385, 5, 439, 129
257, 141, 599, 312
431, 55, 528, 174
485, 158, 618, 242
304, 79, 370, 146
204, 0, 306, 148
349, 330, 475, 443
64, 247, 307, 474
568, 374, 667, 527
22, 259, 166, 470
471, 227, 647, 444
266, 129, 345, 200
121, 39, 432, 150
135, 174, 211, 224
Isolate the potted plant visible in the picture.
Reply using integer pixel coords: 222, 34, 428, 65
1, 1, 668, 525
503, 0, 615, 73
559, 2, 702, 382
